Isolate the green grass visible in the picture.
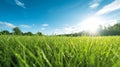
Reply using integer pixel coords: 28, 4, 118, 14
0, 35, 120, 67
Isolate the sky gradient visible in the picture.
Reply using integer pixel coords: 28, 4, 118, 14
0, 0, 120, 34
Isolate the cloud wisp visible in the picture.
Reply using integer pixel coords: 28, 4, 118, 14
89, 0, 101, 9
90, 3, 99, 8
53, 24, 82, 34
42, 24, 49, 27
41, 28, 46, 30
96, 0, 120, 15
20, 24, 31, 28
40, 24, 49, 31
15, 0, 26, 8
0, 21, 16, 28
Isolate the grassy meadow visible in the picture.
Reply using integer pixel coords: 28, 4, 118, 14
0, 35, 120, 67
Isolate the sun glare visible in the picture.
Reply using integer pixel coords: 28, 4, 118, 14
81, 16, 106, 33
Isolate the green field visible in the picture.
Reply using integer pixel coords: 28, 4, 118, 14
0, 35, 120, 67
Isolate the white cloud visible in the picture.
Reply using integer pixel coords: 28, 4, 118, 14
41, 28, 46, 30
104, 20, 118, 26
89, 0, 101, 9
32, 24, 35, 26
0, 21, 16, 28
96, 0, 120, 15
15, 0, 26, 8
41, 24, 49, 31
42, 24, 49, 27
20, 24, 31, 28
90, 3, 99, 8
53, 24, 82, 34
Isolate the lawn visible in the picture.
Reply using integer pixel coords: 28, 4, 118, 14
0, 35, 120, 67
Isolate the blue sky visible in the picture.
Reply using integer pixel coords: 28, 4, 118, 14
0, 0, 120, 34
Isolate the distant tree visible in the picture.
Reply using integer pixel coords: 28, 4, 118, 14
1, 30, 10, 35
97, 25, 103, 35
99, 23, 120, 36
36, 32, 43, 36
0, 32, 1, 35
24, 32, 33, 36
13, 27, 22, 35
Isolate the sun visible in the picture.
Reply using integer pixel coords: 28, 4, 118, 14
81, 16, 106, 33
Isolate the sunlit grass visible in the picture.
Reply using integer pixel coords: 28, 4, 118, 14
0, 35, 120, 67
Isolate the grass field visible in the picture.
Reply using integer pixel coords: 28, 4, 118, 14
0, 35, 120, 67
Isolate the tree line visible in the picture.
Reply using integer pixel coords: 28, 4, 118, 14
98, 23, 120, 36
59, 23, 120, 36
1, 23, 120, 36
0, 27, 43, 36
